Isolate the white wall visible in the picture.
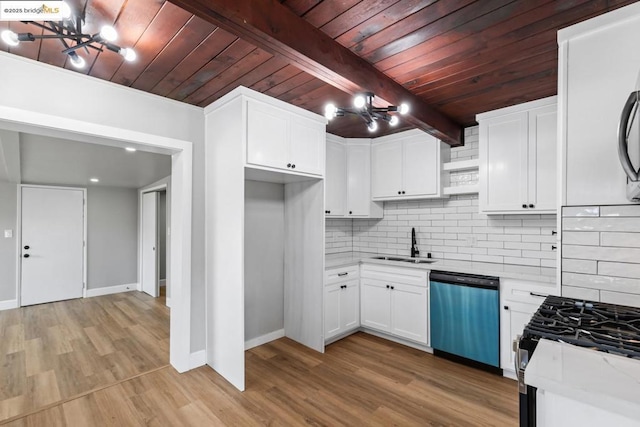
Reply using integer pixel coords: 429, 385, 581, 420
0, 52, 205, 353
244, 180, 285, 341
87, 186, 138, 290
0, 182, 17, 302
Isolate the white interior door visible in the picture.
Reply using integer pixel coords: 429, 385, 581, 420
142, 191, 158, 297
21, 186, 84, 306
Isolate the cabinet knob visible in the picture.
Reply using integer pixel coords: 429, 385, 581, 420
287, 163, 291, 168
291, 164, 296, 169
386, 285, 390, 289
24, 245, 30, 250
398, 191, 401, 195
401, 191, 405, 194
390, 286, 395, 290
522, 204, 527, 209
23, 254, 30, 258
504, 305, 509, 310
349, 211, 352, 214
529, 204, 534, 208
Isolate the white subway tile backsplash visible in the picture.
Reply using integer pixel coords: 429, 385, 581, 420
600, 291, 640, 308
563, 217, 640, 232
600, 232, 640, 248
562, 231, 599, 246
598, 261, 640, 280
563, 244, 640, 263
562, 206, 600, 217
562, 259, 597, 274
600, 205, 640, 217
562, 286, 600, 301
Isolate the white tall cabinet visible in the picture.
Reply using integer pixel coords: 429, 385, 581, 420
477, 96, 557, 214
204, 86, 326, 391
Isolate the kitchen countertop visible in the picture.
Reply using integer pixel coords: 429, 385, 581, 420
325, 251, 556, 284
525, 339, 640, 422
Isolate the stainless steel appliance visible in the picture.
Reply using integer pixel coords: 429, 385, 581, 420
430, 271, 501, 373
515, 295, 640, 426
618, 71, 640, 201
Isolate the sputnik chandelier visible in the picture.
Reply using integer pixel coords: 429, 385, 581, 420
324, 92, 410, 132
0, 1, 136, 69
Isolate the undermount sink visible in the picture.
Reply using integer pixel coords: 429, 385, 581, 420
371, 256, 436, 264
401, 258, 436, 264
372, 256, 407, 261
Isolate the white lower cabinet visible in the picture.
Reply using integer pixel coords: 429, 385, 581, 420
324, 273, 360, 341
360, 265, 429, 345
500, 279, 555, 373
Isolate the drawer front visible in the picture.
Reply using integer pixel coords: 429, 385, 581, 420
501, 278, 556, 305
361, 263, 428, 287
325, 265, 360, 285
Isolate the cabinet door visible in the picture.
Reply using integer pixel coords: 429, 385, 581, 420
325, 140, 346, 217
324, 284, 342, 340
390, 283, 428, 344
480, 111, 529, 212
528, 104, 557, 212
246, 100, 289, 170
500, 301, 539, 371
341, 280, 360, 331
360, 278, 391, 332
403, 135, 438, 197
372, 141, 403, 199
346, 143, 372, 216
290, 116, 325, 176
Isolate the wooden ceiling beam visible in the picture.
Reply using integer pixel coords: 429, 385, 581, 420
169, 0, 463, 145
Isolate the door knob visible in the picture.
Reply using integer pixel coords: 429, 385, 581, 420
24, 245, 29, 250
23, 254, 30, 258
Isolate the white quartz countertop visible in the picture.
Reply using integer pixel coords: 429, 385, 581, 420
325, 251, 556, 284
525, 339, 640, 421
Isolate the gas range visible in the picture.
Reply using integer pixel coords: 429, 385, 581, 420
515, 295, 640, 426
522, 295, 640, 358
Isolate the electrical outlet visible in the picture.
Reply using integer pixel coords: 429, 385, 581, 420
4, 229, 12, 238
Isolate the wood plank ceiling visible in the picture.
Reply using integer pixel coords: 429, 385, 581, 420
0, 0, 637, 140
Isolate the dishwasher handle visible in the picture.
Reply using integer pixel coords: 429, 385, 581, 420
430, 270, 500, 290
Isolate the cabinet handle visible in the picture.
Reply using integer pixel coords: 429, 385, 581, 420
529, 204, 534, 208
522, 204, 527, 209
337, 272, 348, 277
551, 245, 557, 250
291, 164, 296, 169
504, 306, 509, 310
551, 230, 557, 235
530, 292, 547, 298
287, 163, 292, 168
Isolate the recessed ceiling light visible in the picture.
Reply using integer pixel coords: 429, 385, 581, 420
125, 147, 136, 152
90, 178, 99, 183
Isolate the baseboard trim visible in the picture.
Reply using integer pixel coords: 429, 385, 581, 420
361, 328, 432, 353
245, 329, 285, 350
165, 297, 171, 308
0, 299, 18, 311
189, 350, 206, 369
85, 283, 137, 298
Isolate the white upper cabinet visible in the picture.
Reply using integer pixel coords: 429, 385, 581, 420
371, 129, 449, 200
325, 138, 346, 217
478, 96, 557, 214
325, 135, 383, 218
246, 98, 325, 176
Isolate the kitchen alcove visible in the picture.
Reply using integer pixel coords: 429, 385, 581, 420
205, 87, 326, 391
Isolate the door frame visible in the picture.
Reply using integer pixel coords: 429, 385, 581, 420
0, 104, 193, 373
18, 184, 88, 301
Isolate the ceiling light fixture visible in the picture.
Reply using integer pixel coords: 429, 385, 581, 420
90, 178, 99, 183
125, 147, 137, 152
0, 2, 136, 69
325, 92, 409, 132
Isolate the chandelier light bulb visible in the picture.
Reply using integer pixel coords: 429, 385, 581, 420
1, 30, 19, 47
61, 1, 72, 19
69, 52, 86, 68
324, 103, 337, 120
119, 47, 137, 62
354, 95, 366, 109
99, 25, 118, 42
368, 121, 378, 132
399, 103, 410, 115
389, 115, 399, 126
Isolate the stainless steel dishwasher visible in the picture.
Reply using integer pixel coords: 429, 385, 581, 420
429, 271, 501, 374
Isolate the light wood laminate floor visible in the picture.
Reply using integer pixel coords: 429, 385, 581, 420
0, 292, 169, 423
2, 329, 519, 425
